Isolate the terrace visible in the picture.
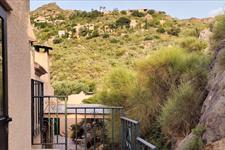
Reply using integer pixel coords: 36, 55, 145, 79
31, 79, 157, 150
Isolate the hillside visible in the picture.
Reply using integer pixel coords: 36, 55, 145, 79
31, 3, 211, 95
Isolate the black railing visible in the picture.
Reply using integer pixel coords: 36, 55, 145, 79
31, 79, 156, 149
31, 79, 44, 144
136, 137, 157, 150
31, 95, 67, 149
66, 105, 123, 150
121, 117, 157, 150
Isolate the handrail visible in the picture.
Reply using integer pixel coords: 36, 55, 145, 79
67, 106, 123, 109
136, 137, 157, 150
120, 116, 139, 124
121, 116, 157, 150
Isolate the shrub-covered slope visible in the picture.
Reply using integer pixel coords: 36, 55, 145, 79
31, 3, 210, 95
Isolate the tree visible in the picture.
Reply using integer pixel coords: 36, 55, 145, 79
131, 10, 145, 17
116, 17, 131, 28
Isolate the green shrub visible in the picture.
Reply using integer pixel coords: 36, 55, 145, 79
180, 37, 208, 52
88, 10, 103, 18
70, 124, 82, 139
160, 83, 204, 138
167, 27, 181, 36
115, 48, 126, 56
53, 37, 63, 44
183, 28, 200, 37
147, 9, 155, 15
34, 22, 48, 29
156, 27, 166, 33
138, 47, 208, 103
116, 17, 131, 28
144, 35, 160, 41
102, 33, 110, 38
108, 23, 117, 29
52, 80, 95, 96
183, 126, 205, 150
212, 15, 225, 42
87, 30, 99, 39
110, 38, 119, 43
79, 27, 89, 37
120, 10, 127, 15
90, 67, 136, 107
91, 30, 99, 37
129, 47, 208, 134
131, 10, 145, 17
72, 10, 102, 19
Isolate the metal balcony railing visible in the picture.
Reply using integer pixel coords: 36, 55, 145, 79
31, 95, 67, 149
66, 105, 123, 150
121, 117, 157, 150
31, 79, 156, 150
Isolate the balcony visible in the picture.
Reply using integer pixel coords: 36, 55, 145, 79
31, 95, 157, 150
31, 80, 156, 150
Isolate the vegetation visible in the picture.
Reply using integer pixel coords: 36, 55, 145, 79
115, 17, 131, 28
86, 47, 209, 148
131, 10, 145, 17
179, 37, 208, 52
31, 4, 214, 148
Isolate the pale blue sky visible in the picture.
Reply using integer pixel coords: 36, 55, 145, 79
30, 0, 225, 19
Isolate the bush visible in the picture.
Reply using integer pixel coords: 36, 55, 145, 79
115, 48, 126, 56
120, 10, 127, 15
147, 9, 155, 15
129, 47, 208, 134
180, 37, 208, 52
53, 37, 63, 44
131, 10, 145, 17
156, 27, 166, 33
212, 15, 225, 42
52, 80, 96, 96
183, 126, 205, 150
87, 30, 99, 39
137, 47, 208, 94
102, 33, 110, 38
110, 38, 119, 43
89, 67, 136, 107
183, 28, 200, 37
144, 35, 160, 41
160, 83, 204, 138
167, 27, 181, 36
34, 22, 48, 29
116, 17, 131, 28
79, 27, 89, 37
108, 23, 117, 29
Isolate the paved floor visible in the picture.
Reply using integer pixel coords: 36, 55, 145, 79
53, 135, 84, 150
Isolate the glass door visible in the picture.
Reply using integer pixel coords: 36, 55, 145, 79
0, 4, 9, 150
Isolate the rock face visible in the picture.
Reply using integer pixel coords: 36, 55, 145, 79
176, 46, 225, 149
204, 138, 225, 150
199, 47, 225, 144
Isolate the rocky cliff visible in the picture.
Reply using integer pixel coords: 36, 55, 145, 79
176, 40, 225, 150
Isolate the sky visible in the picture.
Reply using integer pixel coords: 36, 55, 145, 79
30, 0, 225, 19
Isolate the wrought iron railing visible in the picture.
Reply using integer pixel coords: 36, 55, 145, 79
66, 105, 123, 150
31, 95, 67, 149
121, 116, 157, 150
31, 79, 156, 149
136, 137, 157, 150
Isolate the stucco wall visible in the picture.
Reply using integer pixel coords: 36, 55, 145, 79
34, 51, 54, 95
6, 0, 32, 150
